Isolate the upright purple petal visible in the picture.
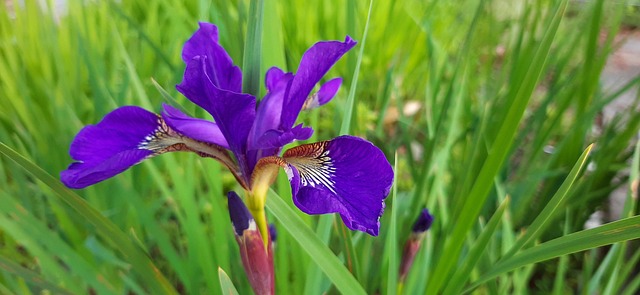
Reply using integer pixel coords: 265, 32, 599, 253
181, 22, 242, 93
61, 106, 160, 189
280, 37, 356, 130
248, 68, 293, 151
265, 67, 287, 92
161, 104, 229, 149
177, 56, 256, 179
282, 135, 393, 235
302, 78, 342, 110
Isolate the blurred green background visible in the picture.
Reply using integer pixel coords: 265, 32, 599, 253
1, 0, 640, 294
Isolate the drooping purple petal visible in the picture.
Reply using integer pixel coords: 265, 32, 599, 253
282, 135, 393, 236
177, 56, 256, 179
280, 37, 357, 130
303, 77, 342, 110
181, 22, 242, 92
161, 104, 229, 149
61, 106, 160, 189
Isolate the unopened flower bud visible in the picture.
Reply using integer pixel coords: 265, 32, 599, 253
399, 209, 434, 282
227, 191, 274, 295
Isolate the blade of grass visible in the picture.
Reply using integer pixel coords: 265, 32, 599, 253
552, 210, 572, 295
218, 268, 240, 295
503, 144, 593, 259
151, 78, 190, 115
266, 189, 366, 295
340, 0, 372, 135
0, 142, 177, 295
442, 196, 510, 295
0, 255, 74, 295
465, 215, 640, 293
303, 216, 332, 294
385, 152, 399, 295
242, 0, 264, 96
427, 1, 568, 293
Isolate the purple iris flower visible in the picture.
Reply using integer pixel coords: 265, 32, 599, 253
60, 22, 394, 235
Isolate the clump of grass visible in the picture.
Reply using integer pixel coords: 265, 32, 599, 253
0, 0, 639, 294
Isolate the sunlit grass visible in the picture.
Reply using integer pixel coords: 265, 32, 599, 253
1, 0, 639, 294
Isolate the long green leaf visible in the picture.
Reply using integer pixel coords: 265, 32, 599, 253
427, 1, 568, 293
265, 190, 366, 295
386, 152, 399, 295
503, 143, 593, 258
242, 0, 264, 96
0, 142, 177, 295
218, 268, 240, 295
0, 255, 74, 295
339, 0, 373, 135
443, 197, 509, 295
466, 215, 640, 292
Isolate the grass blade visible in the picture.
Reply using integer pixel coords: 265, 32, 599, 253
266, 189, 366, 295
339, 0, 373, 135
0, 142, 177, 295
503, 144, 593, 258
466, 215, 640, 292
443, 196, 510, 295
427, 1, 568, 292
0, 255, 74, 295
385, 152, 399, 295
218, 268, 240, 295
242, 0, 265, 96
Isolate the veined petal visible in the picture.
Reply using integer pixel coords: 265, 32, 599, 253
61, 106, 240, 189
302, 77, 342, 110
161, 103, 229, 149
282, 135, 393, 236
182, 22, 242, 92
177, 56, 256, 179
61, 106, 158, 188
280, 36, 356, 130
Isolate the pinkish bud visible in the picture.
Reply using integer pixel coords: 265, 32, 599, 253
399, 209, 434, 282
228, 191, 274, 295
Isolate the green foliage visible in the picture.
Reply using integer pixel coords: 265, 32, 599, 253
1, 0, 639, 294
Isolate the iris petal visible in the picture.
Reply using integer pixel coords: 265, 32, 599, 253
280, 36, 357, 130
61, 106, 240, 189
282, 135, 393, 236
161, 103, 229, 149
177, 56, 257, 179
303, 77, 342, 110
255, 124, 313, 149
61, 106, 162, 188
248, 68, 293, 151
182, 22, 242, 92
